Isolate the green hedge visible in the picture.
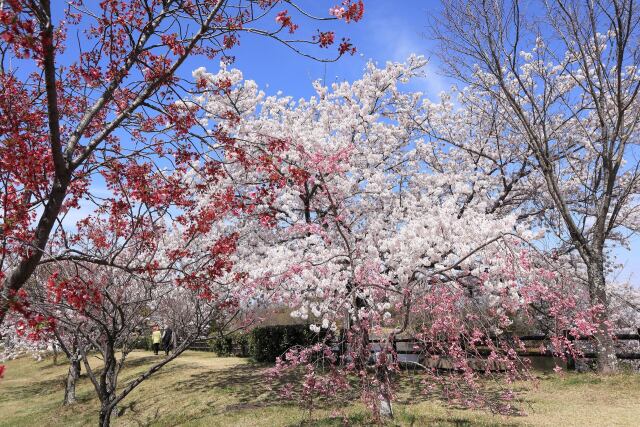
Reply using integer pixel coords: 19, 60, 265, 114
250, 324, 319, 363
130, 335, 152, 351
211, 332, 250, 357
211, 324, 322, 363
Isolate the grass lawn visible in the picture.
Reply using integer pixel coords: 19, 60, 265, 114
0, 350, 639, 426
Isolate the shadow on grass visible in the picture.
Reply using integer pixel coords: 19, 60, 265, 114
416, 418, 513, 427
120, 353, 168, 370
0, 375, 63, 403
283, 412, 368, 427
173, 362, 293, 407
394, 370, 530, 418
171, 360, 527, 426
282, 413, 516, 427
172, 362, 361, 412
115, 400, 165, 427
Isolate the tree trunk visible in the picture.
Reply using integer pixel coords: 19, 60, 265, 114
377, 365, 393, 419
99, 402, 115, 427
52, 344, 58, 365
378, 393, 393, 419
0, 176, 70, 327
587, 258, 618, 373
97, 342, 119, 427
97, 387, 117, 427
63, 358, 81, 405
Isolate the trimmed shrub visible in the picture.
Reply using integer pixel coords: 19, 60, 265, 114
211, 332, 250, 357
130, 335, 151, 350
211, 324, 323, 362
249, 324, 319, 363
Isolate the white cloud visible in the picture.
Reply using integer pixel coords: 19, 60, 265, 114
359, 11, 451, 100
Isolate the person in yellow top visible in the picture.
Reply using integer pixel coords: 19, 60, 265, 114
151, 325, 162, 355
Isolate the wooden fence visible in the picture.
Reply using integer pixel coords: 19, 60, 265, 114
369, 330, 640, 371
187, 329, 640, 371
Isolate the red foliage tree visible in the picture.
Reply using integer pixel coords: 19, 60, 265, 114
0, 0, 365, 326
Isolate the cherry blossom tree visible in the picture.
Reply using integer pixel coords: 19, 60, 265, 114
0, 281, 86, 404
0, 313, 55, 362
4, 291, 85, 405
608, 281, 640, 332
0, 0, 365, 328
430, 0, 640, 372
190, 57, 600, 419
413, 83, 640, 333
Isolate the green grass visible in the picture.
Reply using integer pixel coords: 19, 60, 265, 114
0, 351, 639, 426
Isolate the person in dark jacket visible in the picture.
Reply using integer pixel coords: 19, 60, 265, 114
162, 326, 173, 356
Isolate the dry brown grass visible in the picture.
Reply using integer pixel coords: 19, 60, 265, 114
0, 351, 638, 426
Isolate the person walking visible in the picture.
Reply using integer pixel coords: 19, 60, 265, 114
162, 326, 173, 356
151, 325, 161, 355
